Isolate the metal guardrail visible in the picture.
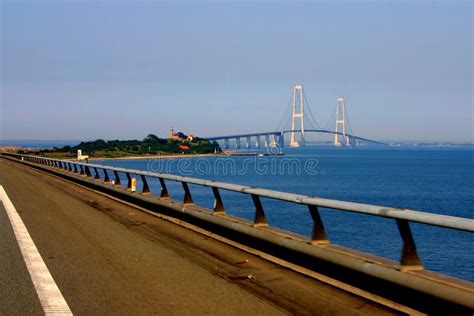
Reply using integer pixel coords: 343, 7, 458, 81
3, 152, 474, 271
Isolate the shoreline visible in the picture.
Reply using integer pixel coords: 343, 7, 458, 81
88, 153, 225, 162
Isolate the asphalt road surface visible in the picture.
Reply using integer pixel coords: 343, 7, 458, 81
0, 158, 399, 315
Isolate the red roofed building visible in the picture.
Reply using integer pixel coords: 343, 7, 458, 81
179, 145, 189, 150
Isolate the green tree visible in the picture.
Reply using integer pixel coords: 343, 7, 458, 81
144, 134, 159, 143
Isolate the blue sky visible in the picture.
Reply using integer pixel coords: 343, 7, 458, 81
1, 0, 472, 142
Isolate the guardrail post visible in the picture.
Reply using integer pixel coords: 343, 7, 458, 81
159, 178, 169, 199
103, 169, 110, 183
308, 206, 329, 244
140, 175, 150, 195
212, 187, 225, 214
126, 173, 132, 190
251, 194, 268, 227
79, 165, 85, 175
85, 166, 92, 177
73, 164, 78, 173
93, 167, 100, 180
182, 182, 193, 205
113, 171, 121, 186
396, 219, 423, 271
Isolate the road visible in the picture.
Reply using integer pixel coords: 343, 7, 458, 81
0, 158, 398, 315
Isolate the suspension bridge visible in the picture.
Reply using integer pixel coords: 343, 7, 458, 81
205, 84, 386, 149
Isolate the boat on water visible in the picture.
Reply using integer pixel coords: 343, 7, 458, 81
226, 152, 284, 157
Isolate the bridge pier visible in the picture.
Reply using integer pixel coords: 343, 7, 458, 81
224, 139, 229, 149
265, 135, 270, 147
246, 136, 251, 149
345, 136, 352, 146
270, 135, 277, 147
278, 132, 285, 148
236, 138, 241, 149
256, 136, 261, 148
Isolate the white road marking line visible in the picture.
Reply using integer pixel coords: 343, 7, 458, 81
0, 185, 72, 315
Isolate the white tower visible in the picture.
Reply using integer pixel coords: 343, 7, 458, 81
334, 97, 350, 146
290, 84, 305, 147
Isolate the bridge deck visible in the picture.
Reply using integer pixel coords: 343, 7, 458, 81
0, 159, 397, 315
205, 129, 386, 146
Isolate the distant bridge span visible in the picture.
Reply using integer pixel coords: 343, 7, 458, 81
203, 84, 386, 149
205, 129, 386, 149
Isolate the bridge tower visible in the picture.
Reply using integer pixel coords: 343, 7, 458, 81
334, 97, 351, 146
290, 84, 305, 147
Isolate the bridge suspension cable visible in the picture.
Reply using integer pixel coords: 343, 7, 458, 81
275, 95, 293, 132
322, 109, 335, 132
303, 90, 322, 130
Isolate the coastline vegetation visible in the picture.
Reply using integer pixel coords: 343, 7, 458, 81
26, 133, 222, 159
